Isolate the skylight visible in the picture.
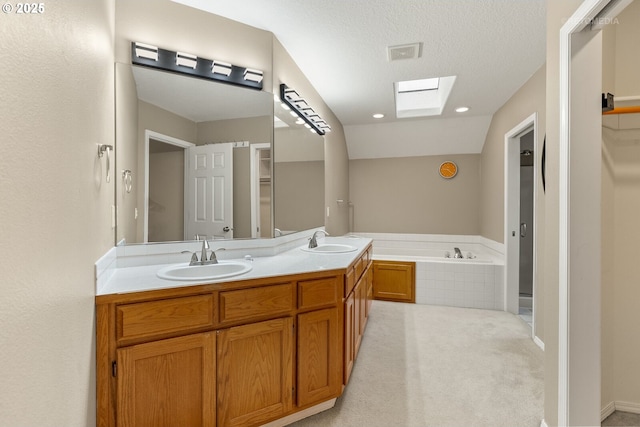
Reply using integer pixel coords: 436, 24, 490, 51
394, 76, 456, 118
397, 77, 439, 93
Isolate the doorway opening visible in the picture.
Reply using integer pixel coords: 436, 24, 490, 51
518, 129, 535, 329
250, 143, 272, 238
504, 113, 538, 342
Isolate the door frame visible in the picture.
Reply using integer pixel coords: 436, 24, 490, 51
558, 0, 632, 424
143, 130, 194, 243
504, 113, 538, 323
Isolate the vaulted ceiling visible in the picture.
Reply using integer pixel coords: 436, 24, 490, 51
172, 0, 546, 159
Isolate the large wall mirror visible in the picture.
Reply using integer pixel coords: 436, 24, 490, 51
273, 100, 325, 236
115, 62, 325, 245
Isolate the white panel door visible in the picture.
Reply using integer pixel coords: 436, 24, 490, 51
185, 143, 233, 240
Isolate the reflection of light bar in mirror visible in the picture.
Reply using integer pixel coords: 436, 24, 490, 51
244, 68, 263, 83
176, 52, 197, 69
134, 42, 159, 61
212, 60, 232, 76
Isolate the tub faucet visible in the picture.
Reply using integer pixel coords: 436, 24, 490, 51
454, 247, 463, 259
308, 230, 329, 248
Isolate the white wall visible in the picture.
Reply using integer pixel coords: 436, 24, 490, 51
0, 1, 115, 425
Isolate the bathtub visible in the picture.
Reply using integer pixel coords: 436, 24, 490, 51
358, 234, 505, 311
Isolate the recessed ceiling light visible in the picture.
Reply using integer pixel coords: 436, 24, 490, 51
373, 113, 385, 119
455, 106, 470, 113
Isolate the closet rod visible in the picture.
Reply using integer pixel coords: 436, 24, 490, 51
602, 106, 640, 115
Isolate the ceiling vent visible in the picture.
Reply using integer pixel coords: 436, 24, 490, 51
387, 43, 422, 61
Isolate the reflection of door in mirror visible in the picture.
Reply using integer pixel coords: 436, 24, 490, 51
184, 143, 234, 241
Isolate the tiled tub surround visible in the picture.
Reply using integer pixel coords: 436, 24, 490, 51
356, 233, 505, 311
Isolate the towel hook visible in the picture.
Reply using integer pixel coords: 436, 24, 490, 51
98, 144, 114, 183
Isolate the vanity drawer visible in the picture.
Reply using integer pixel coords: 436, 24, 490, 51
219, 282, 295, 324
298, 276, 341, 310
116, 294, 216, 345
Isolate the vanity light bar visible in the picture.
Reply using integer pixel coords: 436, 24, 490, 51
212, 60, 232, 76
244, 68, 263, 83
293, 99, 309, 109
176, 52, 198, 69
130, 41, 263, 90
134, 42, 159, 61
280, 83, 330, 136
284, 88, 300, 100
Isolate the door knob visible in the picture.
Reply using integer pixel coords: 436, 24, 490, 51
520, 223, 527, 238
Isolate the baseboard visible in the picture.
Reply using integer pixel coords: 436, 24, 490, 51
534, 336, 545, 351
260, 399, 336, 427
540, 419, 548, 427
615, 400, 640, 414
601, 401, 616, 421
600, 400, 640, 422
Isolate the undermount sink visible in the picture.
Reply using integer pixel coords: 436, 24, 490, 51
157, 261, 252, 281
301, 243, 358, 254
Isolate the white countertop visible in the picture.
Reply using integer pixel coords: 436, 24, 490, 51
97, 236, 372, 296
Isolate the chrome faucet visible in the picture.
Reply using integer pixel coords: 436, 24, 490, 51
453, 247, 463, 259
308, 230, 329, 248
184, 239, 224, 266
200, 239, 210, 263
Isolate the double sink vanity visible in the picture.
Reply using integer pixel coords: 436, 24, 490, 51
96, 235, 375, 427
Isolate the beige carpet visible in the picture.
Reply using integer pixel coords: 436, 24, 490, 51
602, 411, 640, 426
290, 300, 544, 427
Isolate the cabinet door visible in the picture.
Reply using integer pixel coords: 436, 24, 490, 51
365, 265, 374, 316
297, 308, 342, 407
217, 317, 293, 427
117, 333, 216, 427
354, 279, 365, 357
343, 291, 356, 385
373, 260, 416, 303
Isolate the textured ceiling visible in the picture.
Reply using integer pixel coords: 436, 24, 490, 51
172, 0, 546, 158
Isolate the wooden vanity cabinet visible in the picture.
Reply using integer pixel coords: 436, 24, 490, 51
217, 317, 294, 427
343, 290, 356, 385
97, 262, 371, 427
296, 276, 343, 408
343, 247, 373, 385
116, 332, 216, 427
372, 260, 416, 303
